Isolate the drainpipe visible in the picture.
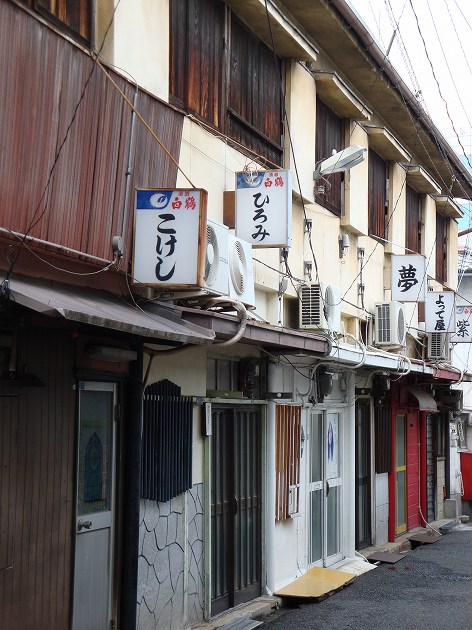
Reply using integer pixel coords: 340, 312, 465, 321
120, 342, 143, 629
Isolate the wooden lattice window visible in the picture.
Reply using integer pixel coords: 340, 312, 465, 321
275, 404, 301, 520
20, 0, 92, 44
436, 212, 447, 283
315, 97, 344, 216
368, 149, 387, 238
406, 185, 421, 254
375, 405, 392, 474
141, 379, 193, 502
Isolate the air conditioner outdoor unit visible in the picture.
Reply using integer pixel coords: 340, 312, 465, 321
227, 234, 255, 308
374, 302, 406, 347
427, 332, 451, 361
299, 283, 341, 332
204, 219, 229, 296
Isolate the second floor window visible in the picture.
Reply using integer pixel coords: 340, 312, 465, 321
315, 97, 344, 216
169, 0, 283, 165
20, 0, 92, 45
405, 185, 421, 253
368, 149, 388, 239
436, 212, 447, 283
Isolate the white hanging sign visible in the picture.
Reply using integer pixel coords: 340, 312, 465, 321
132, 188, 207, 286
235, 169, 292, 248
451, 305, 472, 343
425, 291, 456, 333
391, 255, 427, 302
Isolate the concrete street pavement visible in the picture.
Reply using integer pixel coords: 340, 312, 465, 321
263, 524, 472, 630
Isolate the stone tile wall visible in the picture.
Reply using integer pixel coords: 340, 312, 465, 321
137, 484, 204, 629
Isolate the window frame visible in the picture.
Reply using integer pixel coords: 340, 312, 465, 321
368, 148, 388, 239
169, 0, 284, 165
275, 404, 302, 520
315, 96, 345, 217
20, 0, 93, 46
436, 211, 448, 283
405, 184, 422, 254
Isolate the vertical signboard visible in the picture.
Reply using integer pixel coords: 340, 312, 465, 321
235, 170, 292, 248
391, 255, 427, 302
451, 305, 472, 343
425, 291, 456, 333
132, 189, 207, 286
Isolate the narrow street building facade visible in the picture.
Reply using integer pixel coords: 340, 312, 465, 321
1, 1, 471, 629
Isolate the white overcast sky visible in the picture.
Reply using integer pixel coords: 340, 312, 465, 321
347, 0, 472, 154
347, 0, 472, 230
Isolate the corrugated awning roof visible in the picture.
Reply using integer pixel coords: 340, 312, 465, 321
7, 275, 215, 345
408, 386, 438, 412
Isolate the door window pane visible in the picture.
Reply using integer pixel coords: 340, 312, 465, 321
327, 485, 340, 557
310, 490, 322, 563
396, 416, 406, 467
396, 471, 406, 527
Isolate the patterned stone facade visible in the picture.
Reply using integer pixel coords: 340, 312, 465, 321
137, 484, 204, 629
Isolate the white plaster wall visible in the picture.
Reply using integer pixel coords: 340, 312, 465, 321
375, 473, 389, 546
385, 163, 407, 256
423, 195, 437, 280
342, 124, 369, 236
98, 0, 169, 101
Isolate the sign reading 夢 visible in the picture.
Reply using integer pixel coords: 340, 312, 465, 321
391, 255, 427, 302
235, 170, 292, 248
451, 305, 472, 343
132, 189, 207, 286
425, 291, 456, 333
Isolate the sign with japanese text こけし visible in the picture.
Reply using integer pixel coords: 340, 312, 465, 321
132, 189, 207, 286
391, 255, 427, 302
235, 170, 292, 248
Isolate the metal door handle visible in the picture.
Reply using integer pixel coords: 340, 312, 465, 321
78, 519, 92, 531
326, 480, 330, 497
233, 496, 239, 515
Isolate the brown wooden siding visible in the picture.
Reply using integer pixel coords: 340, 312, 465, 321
0, 324, 75, 630
436, 212, 447, 283
368, 149, 387, 238
1, 1, 183, 266
406, 185, 421, 253
315, 97, 344, 216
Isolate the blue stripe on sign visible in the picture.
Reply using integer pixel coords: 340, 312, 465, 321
136, 190, 173, 210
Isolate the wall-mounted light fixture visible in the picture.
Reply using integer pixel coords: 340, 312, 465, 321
339, 233, 350, 259
313, 145, 367, 180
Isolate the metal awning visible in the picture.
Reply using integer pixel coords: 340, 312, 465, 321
7, 275, 215, 345
408, 386, 438, 412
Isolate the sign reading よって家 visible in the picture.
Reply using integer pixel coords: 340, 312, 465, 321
425, 291, 456, 333
132, 189, 207, 286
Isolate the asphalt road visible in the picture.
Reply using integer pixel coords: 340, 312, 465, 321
263, 524, 472, 630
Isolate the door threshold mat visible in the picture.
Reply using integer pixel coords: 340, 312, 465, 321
408, 532, 441, 549
274, 567, 355, 601
219, 620, 262, 630
366, 552, 405, 564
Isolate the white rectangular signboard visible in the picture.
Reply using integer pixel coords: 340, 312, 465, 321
451, 305, 472, 343
391, 255, 427, 302
425, 291, 456, 333
235, 169, 292, 248
132, 188, 207, 286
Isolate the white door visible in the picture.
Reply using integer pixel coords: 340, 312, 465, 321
309, 411, 343, 567
72, 382, 117, 630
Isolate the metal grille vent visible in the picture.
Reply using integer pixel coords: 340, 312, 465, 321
205, 224, 219, 286
229, 238, 247, 295
141, 379, 193, 502
300, 284, 322, 327
376, 303, 391, 344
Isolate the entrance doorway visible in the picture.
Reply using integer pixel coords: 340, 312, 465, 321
210, 405, 262, 616
309, 411, 343, 567
72, 382, 118, 630
355, 400, 372, 549
395, 414, 407, 535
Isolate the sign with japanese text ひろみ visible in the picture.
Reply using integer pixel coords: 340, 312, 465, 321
391, 255, 427, 302
132, 189, 207, 286
424, 291, 456, 333
235, 170, 292, 248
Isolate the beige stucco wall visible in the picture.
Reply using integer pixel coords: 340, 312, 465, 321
97, 0, 169, 101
